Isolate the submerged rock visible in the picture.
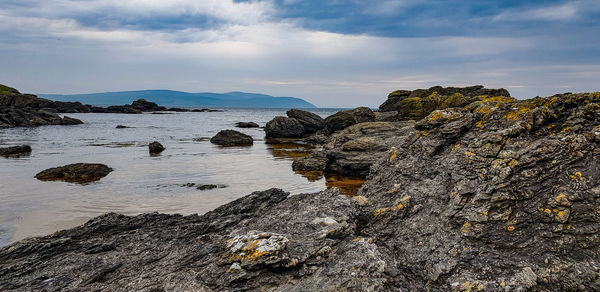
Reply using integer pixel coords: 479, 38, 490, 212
235, 122, 260, 128
210, 130, 253, 146
148, 141, 165, 154
35, 163, 113, 183
0, 145, 32, 157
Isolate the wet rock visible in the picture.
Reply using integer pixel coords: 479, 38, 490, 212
35, 163, 113, 183
265, 116, 305, 138
297, 121, 415, 177
61, 116, 83, 125
235, 122, 260, 128
197, 184, 226, 190
210, 130, 253, 146
4, 91, 600, 291
0, 145, 32, 157
324, 107, 375, 134
286, 109, 324, 133
148, 141, 165, 154
115, 125, 130, 129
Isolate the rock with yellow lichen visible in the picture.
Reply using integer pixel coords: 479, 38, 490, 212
2, 90, 600, 291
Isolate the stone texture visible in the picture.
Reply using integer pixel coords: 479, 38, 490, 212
211, 130, 254, 146
35, 163, 113, 183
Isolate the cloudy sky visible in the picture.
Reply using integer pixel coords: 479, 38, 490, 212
0, 0, 599, 107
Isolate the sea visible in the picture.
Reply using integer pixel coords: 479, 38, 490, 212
0, 108, 364, 247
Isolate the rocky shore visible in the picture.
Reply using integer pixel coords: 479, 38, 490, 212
0, 84, 222, 128
2, 86, 600, 291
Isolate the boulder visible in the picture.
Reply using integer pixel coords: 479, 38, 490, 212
0, 145, 32, 157
210, 130, 253, 146
148, 141, 165, 154
324, 107, 376, 134
35, 163, 113, 183
286, 109, 324, 133
265, 116, 305, 138
235, 122, 260, 128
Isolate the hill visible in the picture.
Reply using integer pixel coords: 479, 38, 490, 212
38, 90, 316, 108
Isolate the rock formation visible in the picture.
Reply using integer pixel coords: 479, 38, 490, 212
0, 145, 32, 157
35, 163, 113, 183
211, 130, 254, 146
2, 90, 600, 291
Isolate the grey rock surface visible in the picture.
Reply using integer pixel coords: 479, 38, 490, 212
2, 92, 600, 291
211, 130, 254, 146
265, 116, 305, 138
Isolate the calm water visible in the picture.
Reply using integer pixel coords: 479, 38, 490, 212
0, 108, 343, 246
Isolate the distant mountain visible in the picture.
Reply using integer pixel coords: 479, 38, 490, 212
38, 90, 316, 108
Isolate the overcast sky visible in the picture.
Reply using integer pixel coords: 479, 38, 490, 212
1, 0, 599, 107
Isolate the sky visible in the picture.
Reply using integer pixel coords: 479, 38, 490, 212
0, 0, 599, 107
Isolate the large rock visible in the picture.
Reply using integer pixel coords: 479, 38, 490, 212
210, 130, 254, 146
295, 121, 415, 177
377, 85, 512, 121
324, 107, 376, 134
35, 163, 113, 183
286, 109, 324, 133
265, 116, 305, 138
0, 145, 32, 157
3, 92, 600, 291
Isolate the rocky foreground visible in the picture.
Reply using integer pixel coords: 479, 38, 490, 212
2, 88, 600, 291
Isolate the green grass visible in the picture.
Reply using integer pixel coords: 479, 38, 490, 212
0, 84, 19, 95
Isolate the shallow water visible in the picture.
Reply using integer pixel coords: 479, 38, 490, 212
0, 108, 363, 246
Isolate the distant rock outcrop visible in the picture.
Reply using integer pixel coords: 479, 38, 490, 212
0, 84, 84, 128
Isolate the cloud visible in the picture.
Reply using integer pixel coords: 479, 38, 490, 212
0, 0, 598, 107
493, 3, 578, 22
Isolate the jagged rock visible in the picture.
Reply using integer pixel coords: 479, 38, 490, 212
265, 116, 305, 138
0, 145, 32, 157
324, 107, 376, 134
35, 163, 113, 183
236, 122, 260, 128
297, 121, 415, 177
210, 130, 253, 146
148, 141, 165, 154
377, 85, 512, 121
286, 109, 324, 133
3, 92, 600, 291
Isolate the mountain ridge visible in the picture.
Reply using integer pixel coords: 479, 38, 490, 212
38, 89, 317, 108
